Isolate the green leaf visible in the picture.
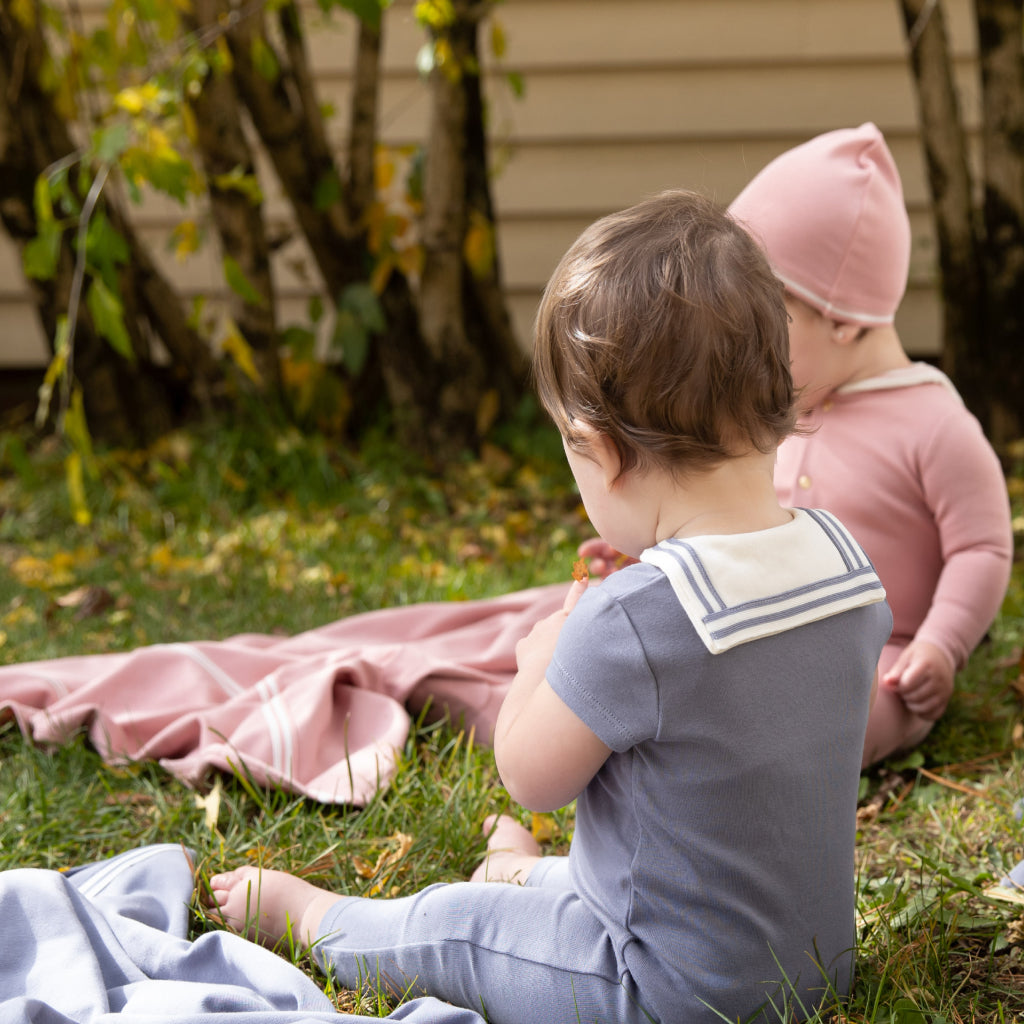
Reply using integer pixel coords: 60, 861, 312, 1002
330, 283, 385, 376
65, 450, 92, 526
47, 166, 74, 217
316, 0, 388, 29
92, 122, 130, 164
890, 997, 928, 1024
332, 308, 369, 376
64, 387, 99, 479
505, 70, 525, 98
85, 212, 130, 289
0, 433, 38, 486
211, 168, 264, 204
34, 174, 54, 222
281, 325, 316, 360
489, 20, 506, 59
22, 221, 62, 281
222, 255, 267, 307
35, 318, 69, 427
313, 170, 342, 212
86, 278, 134, 360
339, 282, 385, 333
122, 145, 194, 203
251, 36, 280, 82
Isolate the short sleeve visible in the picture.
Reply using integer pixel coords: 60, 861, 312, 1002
545, 586, 660, 752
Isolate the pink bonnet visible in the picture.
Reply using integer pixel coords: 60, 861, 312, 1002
727, 122, 911, 327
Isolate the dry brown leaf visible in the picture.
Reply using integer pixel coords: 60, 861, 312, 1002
353, 832, 415, 895
856, 804, 879, 826
55, 584, 115, 620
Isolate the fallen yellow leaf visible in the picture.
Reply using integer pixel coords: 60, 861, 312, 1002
531, 813, 556, 843
194, 778, 223, 832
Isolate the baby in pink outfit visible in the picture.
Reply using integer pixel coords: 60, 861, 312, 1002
729, 123, 1013, 766
586, 124, 1013, 766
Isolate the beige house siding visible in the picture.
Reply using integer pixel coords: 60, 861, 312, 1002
0, 0, 979, 369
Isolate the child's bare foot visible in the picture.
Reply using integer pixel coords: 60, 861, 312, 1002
208, 865, 342, 949
470, 814, 543, 884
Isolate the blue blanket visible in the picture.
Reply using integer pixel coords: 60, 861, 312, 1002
0, 845, 483, 1024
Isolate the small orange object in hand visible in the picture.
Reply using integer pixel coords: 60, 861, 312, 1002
571, 558, 589, 582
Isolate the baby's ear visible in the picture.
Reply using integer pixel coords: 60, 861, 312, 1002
831, 320, 856, 345
571, 419, 622, 488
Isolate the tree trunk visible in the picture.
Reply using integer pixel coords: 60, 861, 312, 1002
224, 2, 363, 298
974, 0, 1024, 444
224, 1, 408, 432
186, 0, 281, 397
0, 0, 200, 443
225, 1, 512, 456
897, 0, 989, 424
415, 0, 529, 453
418, 2, 485, 450
460, 7, 529, 410
346, 16, 381, 222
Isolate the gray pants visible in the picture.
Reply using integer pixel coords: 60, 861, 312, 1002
314, 857, 652, 1024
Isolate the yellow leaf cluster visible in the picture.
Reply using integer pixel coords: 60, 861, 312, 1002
11, 550, 91, 589
2, 604, 39, 629
114, 83, 162, 115
414, 0, 456, 31
171, 220, 201, 262
150, 542, 200, 575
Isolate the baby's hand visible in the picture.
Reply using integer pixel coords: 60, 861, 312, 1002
576, 538, 636, 579
514, 577, 588, 677
880, 640, 955, 721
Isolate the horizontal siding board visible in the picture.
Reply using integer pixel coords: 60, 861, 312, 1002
0, 305, 48, 367
310, 0, 977, 72
316, 61, 980, 145
491, 134, 937, 213
59, 129, 946, 227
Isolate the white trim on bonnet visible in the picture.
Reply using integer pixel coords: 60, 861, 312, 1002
776, 271, 896, 327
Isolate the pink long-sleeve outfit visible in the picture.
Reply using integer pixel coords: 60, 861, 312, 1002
774, 363, 1013, 675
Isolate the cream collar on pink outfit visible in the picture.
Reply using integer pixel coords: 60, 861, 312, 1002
837, 361, 962, 401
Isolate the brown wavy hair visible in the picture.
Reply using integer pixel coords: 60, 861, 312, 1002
533, 189, 795, 476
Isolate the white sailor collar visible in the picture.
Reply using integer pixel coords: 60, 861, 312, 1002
640, 508, 887, 654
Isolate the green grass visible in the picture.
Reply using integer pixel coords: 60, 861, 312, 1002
1, 417, 1022, 1021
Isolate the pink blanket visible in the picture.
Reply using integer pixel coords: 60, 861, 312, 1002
0, 584, 569, 804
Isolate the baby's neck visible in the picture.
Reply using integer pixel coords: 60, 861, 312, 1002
657, 451, 790, 541
843, 324, 911, 387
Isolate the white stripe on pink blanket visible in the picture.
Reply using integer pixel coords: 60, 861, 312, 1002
37, 673, 69, 699
255, 676, 293, 780
172, 644, 245, 697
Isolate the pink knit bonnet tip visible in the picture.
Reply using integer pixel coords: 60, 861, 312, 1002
728, 122, 911, 327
